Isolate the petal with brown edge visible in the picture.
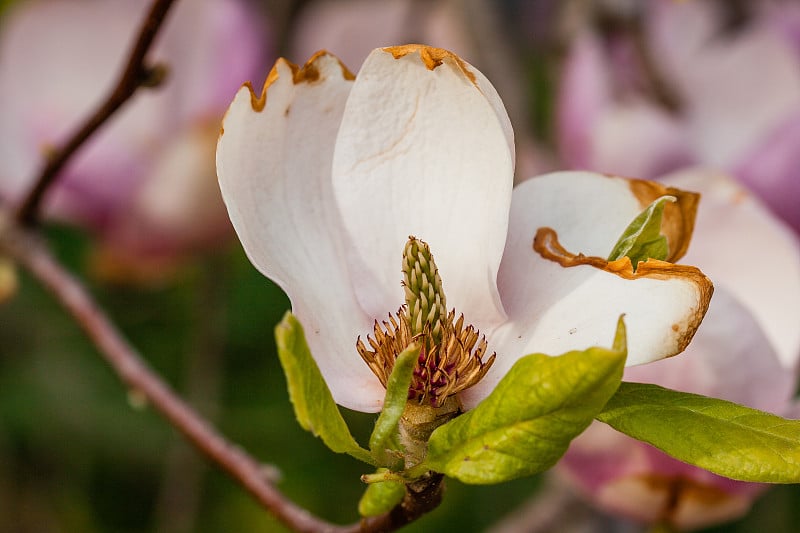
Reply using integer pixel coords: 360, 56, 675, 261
217, 52, 385, 412
331, 45, 514, 332
461, 172, 712, 408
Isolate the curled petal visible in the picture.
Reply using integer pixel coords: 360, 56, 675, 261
624, 288, 794, 415
559, 289, 788, 530
331, 45, 514, 331
217, 53, 384, 411
463, 172, 711, 407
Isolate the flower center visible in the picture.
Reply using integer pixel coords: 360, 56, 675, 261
356, 237, 495, 407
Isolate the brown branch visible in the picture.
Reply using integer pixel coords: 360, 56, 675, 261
15, 0, 177, 226
0, 226, 349, 532
0, 221, 438, 533
2, 0, 444, 528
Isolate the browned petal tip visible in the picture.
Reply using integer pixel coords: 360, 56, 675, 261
242, 51, 355, 113
533, 226, 713, 353
382, 44, 478, 85
627, 177, 700, 263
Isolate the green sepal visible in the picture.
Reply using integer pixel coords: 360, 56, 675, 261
274, 312, 374, 465
597, 382, 800, 483
421, 317, 628, 484
358, 469, 406, 517
608, 195, 675, 269
369, 343, 420, 467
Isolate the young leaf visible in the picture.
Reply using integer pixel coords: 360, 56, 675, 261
422, 318, 628, 484
358, 469, 406, 517
275, 312, 374, 465
608, 195, 675, 269
597, 382, 800, 483
369, 343, 420, 466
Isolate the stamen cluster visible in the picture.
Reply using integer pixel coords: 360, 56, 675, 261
356, 237, 495, 407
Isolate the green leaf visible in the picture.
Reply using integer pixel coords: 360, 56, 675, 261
608, 195, 675, 269
422, 317, 628, 484
274, 312, 374, 465
358, 469, 406, 517
369, 343, 420, 466
597, 382, 800, 483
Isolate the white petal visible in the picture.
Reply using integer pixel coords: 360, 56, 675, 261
661, 168, 800, 370
462, 171, 711, 406
156, 0, 270, 120
624, 288, 794, 414
217, 53, 384, 412
331, 45, 514, 330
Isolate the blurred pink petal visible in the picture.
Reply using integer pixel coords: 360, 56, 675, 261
557, 170, 800, 530
556, 32, 612, 171
291, 0, 473, 70
557, 1, 800, 232
734, 112, 800, 232
0, 0, 270, 275
650, 0, 800, 168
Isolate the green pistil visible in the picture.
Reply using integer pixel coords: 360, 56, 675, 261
402, 237, 447, 343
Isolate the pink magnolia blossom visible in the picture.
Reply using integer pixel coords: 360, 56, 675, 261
557, 0, 800, 232
557, 169, 800, 530
0, 0, 270, 279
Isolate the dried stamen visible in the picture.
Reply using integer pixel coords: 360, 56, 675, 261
357, 236, 495, 407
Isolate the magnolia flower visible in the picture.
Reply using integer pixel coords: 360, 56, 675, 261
0, 0, 269, 279
557, 170, 800, 530
557, 0, 800, 232
217, 45, 712, 412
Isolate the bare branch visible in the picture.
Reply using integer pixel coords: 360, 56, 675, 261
0, 219, 444, 533
15, 0, 177, 226
0, 225, 353, 533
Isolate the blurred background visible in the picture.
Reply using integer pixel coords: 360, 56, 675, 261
1, 0, 799, 531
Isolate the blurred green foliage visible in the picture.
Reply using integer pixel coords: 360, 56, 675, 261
0, 226, 544, 532
2, 226, 800, 532
2, 0, 800, 530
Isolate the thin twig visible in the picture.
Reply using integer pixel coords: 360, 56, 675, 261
0, 226, 350, 533
0, 222, 435, 533
15, 0, 177, 226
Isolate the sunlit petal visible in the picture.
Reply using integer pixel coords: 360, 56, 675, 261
331, 45, 514, 331
217, 53, 384, 411
463, 172, 711, 406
